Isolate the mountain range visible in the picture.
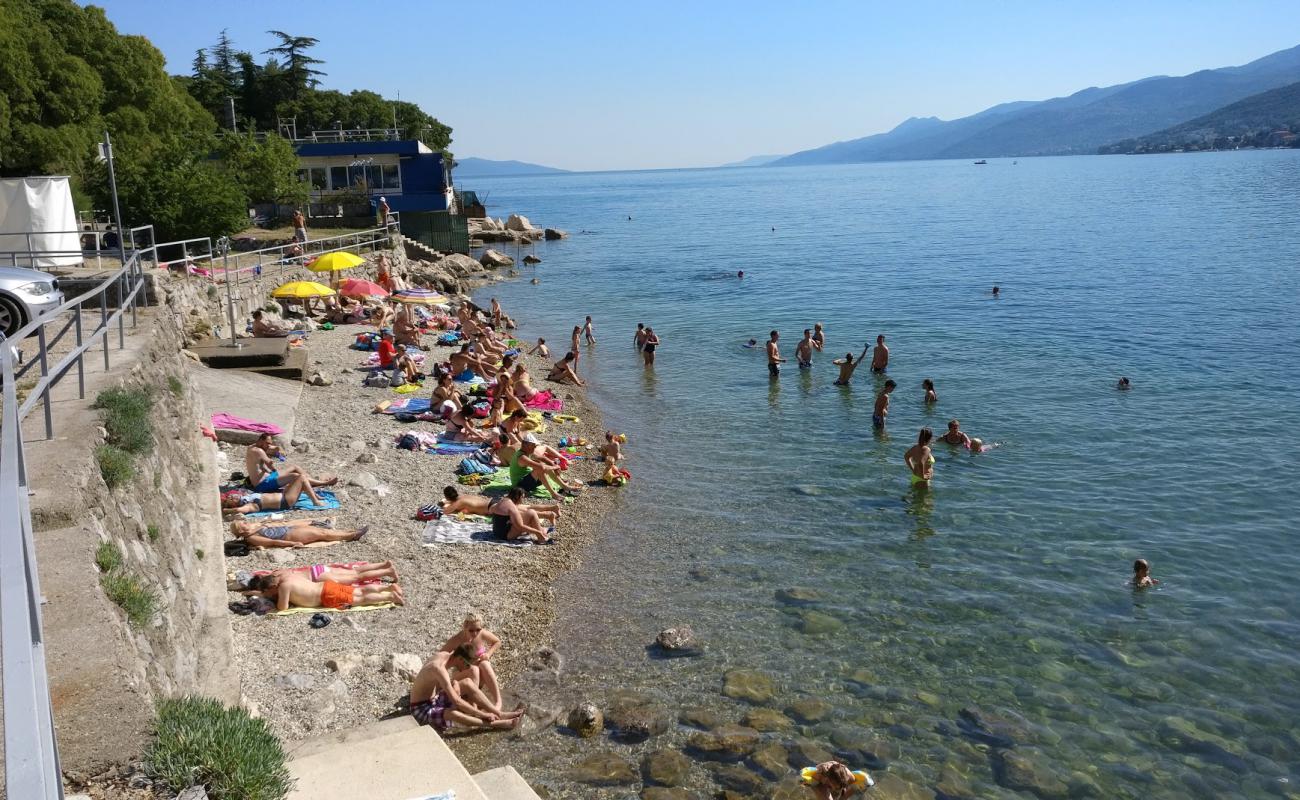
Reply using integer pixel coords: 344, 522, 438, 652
454, 157, 569, 177
769, 43, 1300, 166
1100, 80, 1300, 153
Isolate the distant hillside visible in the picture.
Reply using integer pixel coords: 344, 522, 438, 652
454, 157, 568, 177
1100, 81, 1300, 153
771, 43, 1300, 165
720, 154, 785, 168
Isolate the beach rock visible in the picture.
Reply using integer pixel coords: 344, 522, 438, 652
770, 776, 807, 800
347, 439, 366, 451
348, 471, 379, 489
742, 708, 793, 733
272, 673, 316, 691
786, 698, 833, 724
363, 655, 384, 670
369, 437, 386, 448
679, 706, 726, 731
308, 371, 332, 387
723, 669, 777, 704
708, 763, 767, 795
291, 438, 312, 453
653, 625, 704, 658
685, 725, 761, 762
774, 587, 823, 606
992, 750, 1069, 800
522, 254, 542, 264
381, 653, 423, 681
505, 214, 535, 232
610, 704, 670, 743
747, 743, 791, 780
870, 773, 931, 800
544, 228, 567, 240
957, 706, 1029, 749
480, 249, 515, 268
176, 787, 208, 800
787, 738, 834, 768
643, 749, 692, 786
567, 703, 604, 738
796, 609, 844, 636
640, 789, 694, 800
569, 752, 638, 786
355, 452, 378, 464
326, 653, 364, 676
935, 763, 976, 800
267, 549, 294, 564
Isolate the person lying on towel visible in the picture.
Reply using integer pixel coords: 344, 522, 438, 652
249, 571, 403, 611
227, 519, 368, 548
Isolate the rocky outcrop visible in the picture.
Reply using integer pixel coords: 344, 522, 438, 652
480, 249, 515, 268
505, 214, 537, 232
544, 228, 567, 240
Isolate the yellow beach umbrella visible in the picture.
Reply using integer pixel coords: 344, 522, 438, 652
272, 280, 336, 299
306, 251, 366, 273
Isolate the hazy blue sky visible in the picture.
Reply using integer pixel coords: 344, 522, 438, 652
96, 0, 1300, 171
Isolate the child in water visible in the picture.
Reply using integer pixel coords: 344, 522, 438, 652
528, 338, 550, 359
923, 378, 938, 404
1132, 559, 1159, 589
600, 431, 630, 485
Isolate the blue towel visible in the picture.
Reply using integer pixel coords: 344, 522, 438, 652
431, 443, 485, 456
244, 489, 340, 518
378, 398, 432, 415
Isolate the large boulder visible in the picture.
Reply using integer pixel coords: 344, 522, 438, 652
567, 702, 604, 738
505, 214, 536, 232
642, 749, 692, 787
479, 249, 515, 268
381, 653, 423, 681
544, 227, 568, 240
437, 253, 483, 277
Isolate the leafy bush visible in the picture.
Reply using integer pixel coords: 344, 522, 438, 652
100, 571, 157, 628
94, 386, 154, 454
95, 541, 123, 573
147, 524, 160, 541
147, 697, 294, 800
95, 444, 135, 488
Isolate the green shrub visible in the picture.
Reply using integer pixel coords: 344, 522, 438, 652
95, 444, 135, 488
167, 375, 184, 397
147, 697, 294, 800
95, 541, 123, 573
93, 386, 154, 454
206, 285, 220, 301
101, 571, 157, 628
195, 548, 205, 560
147, 524, 160, 542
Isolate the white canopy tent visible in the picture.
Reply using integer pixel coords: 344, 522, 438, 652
0, 177, 81, 268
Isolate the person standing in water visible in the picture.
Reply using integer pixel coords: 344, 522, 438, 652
583, 316, 597, 345
833, 344, 871, 386
873, 380, 896, 429
795, 329, 815, 369
923, 379, 938, 404
870, 334, 889, 373
570, 326, 582, 367
642, 327, 660, 366
1132, 559, 1159, 589
766, 330, 785, 378
904, 427, 935, 488
812, 323, 826, 352
634, 323, 647, 350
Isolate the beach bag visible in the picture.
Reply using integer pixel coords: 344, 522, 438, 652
415, 504, 443, 521
396, 433, 420, 451
224, 540, 250, 557
363, 372, 392, 388
394, 412, 418, 423
458, 457, 496, 476
469, 400, 491, 418
353, 331, 380, 350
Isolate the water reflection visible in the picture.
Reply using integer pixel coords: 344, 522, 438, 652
903, 485, 937, 539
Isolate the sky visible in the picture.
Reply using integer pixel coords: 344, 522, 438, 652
94, 0, 1300, 171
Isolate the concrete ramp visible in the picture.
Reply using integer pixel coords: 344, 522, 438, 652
188, 360, 301, 444
471, 766, 543, 800
285, 718, 489, 800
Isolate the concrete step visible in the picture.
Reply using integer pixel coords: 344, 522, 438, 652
471, 766, 543, 800
285, 718, 490, 800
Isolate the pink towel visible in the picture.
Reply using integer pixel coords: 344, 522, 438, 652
525, 391, 564, 412
211, 413, 284, 435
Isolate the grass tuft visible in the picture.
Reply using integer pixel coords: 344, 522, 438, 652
101, 571, 157, 628
147, 697, 294, 800
195, 548, 205, 560
167, 375, 184, 397
94, 386, 154, 454
147, 524, 160, 542
95, 444, 135, 488
95, 541, 123, 573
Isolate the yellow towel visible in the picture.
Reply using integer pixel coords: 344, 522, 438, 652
274, 602, 397, 616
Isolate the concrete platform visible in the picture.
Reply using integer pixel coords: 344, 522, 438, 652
189, 336, 290, 368
188, 360, 302, 444
472, 766, 543, 800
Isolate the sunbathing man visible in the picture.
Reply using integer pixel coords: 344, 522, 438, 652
409, 648, 525, 734
441, 486, 559, 523
393, 304, 425, 349
221, 474, 327, 518
251, 571, 403, 611
547, 352, 585, 386
251, 310, 289, 338
228, 519, 369, 548
490, 487, 554, 542
441, 613, 503, 707
833, 344, 871, 386
245, 433, 337, 493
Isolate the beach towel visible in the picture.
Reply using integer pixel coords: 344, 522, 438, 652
274, 602, 397, 616
393, 382, 423, 394
454, 468, 570, 501
244, 490, 340, 518
377, 398, 432, 415
420, 517, 552, 548
359, 350, 427, 369
524, 391, 564, 412
432, 442, 485, 456
211, 413, 283, 436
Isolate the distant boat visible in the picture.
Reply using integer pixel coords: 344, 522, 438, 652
973, 160, 988, 165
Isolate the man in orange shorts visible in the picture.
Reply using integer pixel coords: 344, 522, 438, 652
256, 571, 404, 611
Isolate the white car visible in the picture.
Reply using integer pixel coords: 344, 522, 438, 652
0, 266, 64, 338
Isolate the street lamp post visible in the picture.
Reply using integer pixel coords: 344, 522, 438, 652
216, 236, 243, 349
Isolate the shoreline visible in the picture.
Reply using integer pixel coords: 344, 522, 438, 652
224, 239, 619, 758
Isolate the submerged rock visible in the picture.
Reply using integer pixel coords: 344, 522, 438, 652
747, 742, 791, 780
708, 763, 767, 795
643, 749, 692, 786
956, 706, 1030, 749
796, 609, 845, 636
522, 254, 542, 264
685, 725, 761, 762
870, 773, 931, 800
679, 706, 726, 731
786, 738, 834, 768
653, 625, 704, 658
742, 708, 793, 733
992, 749, 1070, 800
935, 762, 976, 800
569, 752, 638, 786
567, 703, 603, 738
609, 703, 670, 743
786, 698, 833, 724
722, 669, 777, 704
640, 789, 694, 800
770, 776, 807, 800
774, 587, 823, 607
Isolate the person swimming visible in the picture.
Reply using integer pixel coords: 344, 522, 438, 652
1132, 558, 1159, 589
923, 378, 938, 404
992, 286, 1000, 297
743, 338, 758, 349
737, 270, 744, 279
1117, 377, 1132, 390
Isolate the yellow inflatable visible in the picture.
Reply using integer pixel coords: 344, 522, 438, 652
800, 766, 874, 790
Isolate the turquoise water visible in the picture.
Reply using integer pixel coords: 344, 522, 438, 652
471, 152, 1300, 798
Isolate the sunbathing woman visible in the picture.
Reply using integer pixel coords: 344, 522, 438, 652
547, 352, 585, 386
221, 474, 326, 518
441, 486, 559, 523
240, 561, 398, 590
228, 518, 369, 547
511, 363, 539, 401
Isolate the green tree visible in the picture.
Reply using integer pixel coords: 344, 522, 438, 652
218, 133, 308, 207
263, 30, 325, 101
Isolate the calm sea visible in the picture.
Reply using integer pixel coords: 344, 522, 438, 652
470, 152, 1300, 799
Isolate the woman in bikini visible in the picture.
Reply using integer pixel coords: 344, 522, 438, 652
488, 488, 554, 542
227, 518, 369, 548
547, 352, 585, 386
904, 427, 935, 489
432, 373, 465, 415
510, 363, 539, 401
923, 378, 938, 404
221, 474, 326, 518
441, 613, 504, 707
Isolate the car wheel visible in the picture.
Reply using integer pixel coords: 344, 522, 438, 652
0, 294, 26, 338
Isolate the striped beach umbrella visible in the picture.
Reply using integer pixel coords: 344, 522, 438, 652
392, 288, 449, 305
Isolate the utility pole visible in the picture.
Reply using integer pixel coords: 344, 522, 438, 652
103, 131, 127, 268
228, 97, 238, 133
216, 236, 242, 349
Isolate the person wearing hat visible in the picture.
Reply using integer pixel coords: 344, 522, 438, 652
495, 433, 581, 497
377, 196, 391, 227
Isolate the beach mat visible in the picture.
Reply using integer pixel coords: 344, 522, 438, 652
244, 489, 340, 518
377, 398, 432, 415
420, 517, 552, 548
274, 602, 397, 616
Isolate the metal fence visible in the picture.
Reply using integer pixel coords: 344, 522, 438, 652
399, 211, 469, 255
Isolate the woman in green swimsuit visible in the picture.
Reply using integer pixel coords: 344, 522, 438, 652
904, 428, 935, 488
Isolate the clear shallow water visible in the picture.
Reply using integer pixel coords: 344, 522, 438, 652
470, 153, 1300, 798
